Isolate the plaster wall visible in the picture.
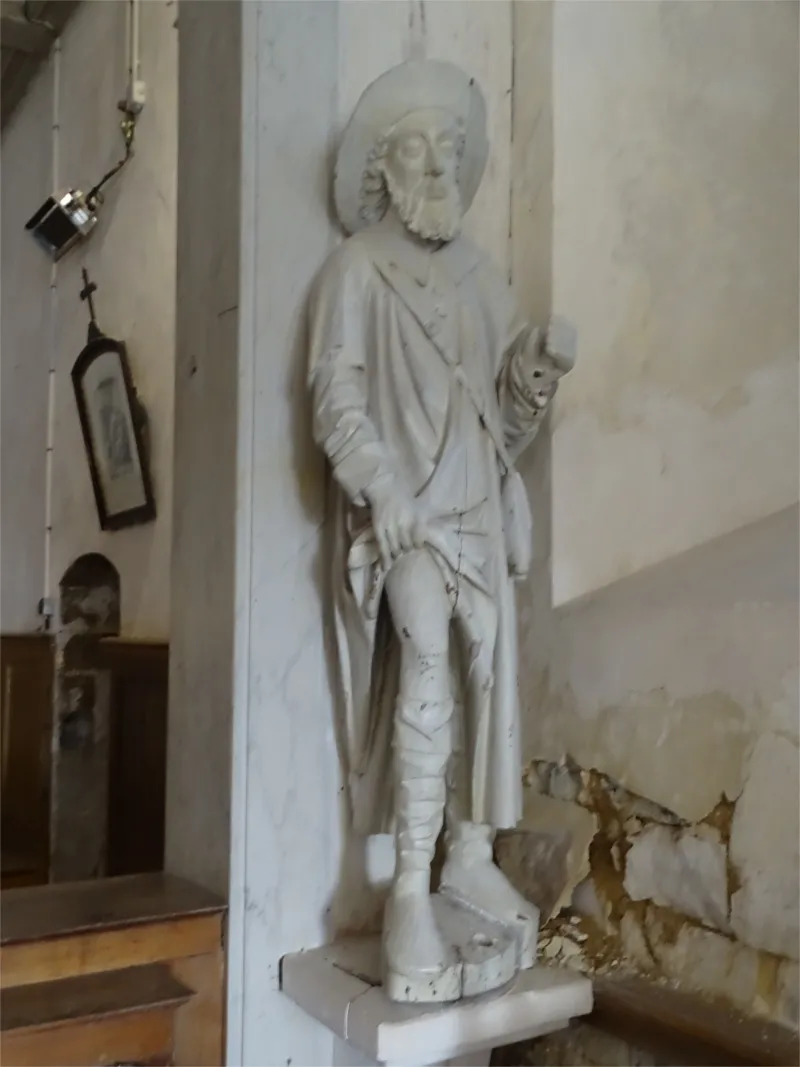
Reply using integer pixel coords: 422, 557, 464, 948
549, 0, 799, 605
524, 505, 799, 967
508, 0, 800, 1020
1, 62, 52, 633
0, 0, 177, 638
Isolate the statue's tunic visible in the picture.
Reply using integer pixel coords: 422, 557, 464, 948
309, 224, 544, 835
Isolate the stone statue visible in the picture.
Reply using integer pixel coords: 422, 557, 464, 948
308, 60, 576, 1003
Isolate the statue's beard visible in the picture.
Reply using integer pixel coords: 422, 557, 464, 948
385, 171, 462, 242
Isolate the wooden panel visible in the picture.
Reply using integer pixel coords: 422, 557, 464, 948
0, 635, 53, 877
2, 963, 190, 1032
171, 953, 226, 1067
1, 1005, 175, 1067
98, 641, 169, 877
1, 914, 223, 989
591, 975, 800, 1067
2, 872, 224, 945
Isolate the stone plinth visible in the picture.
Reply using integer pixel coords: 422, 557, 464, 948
281, 938, 593, 1067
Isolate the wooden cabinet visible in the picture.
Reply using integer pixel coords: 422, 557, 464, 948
96, 641, 169, 878
1, 873, 226, 1066
0, 636, 53, 887
1, 635, 169, 885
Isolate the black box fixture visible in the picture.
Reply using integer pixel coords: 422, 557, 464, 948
25, 190, 97, 260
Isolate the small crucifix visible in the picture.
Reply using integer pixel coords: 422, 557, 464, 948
79, 268, 103, 342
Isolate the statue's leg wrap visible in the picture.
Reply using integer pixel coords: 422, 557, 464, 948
440, 582, 540, 969
382, 551, 462, 998
384, 695, 461, 997
385, 546, 455, 886
394, 697, 453, 888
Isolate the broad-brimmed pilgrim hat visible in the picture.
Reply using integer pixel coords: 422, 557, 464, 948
334, 60, 489, 236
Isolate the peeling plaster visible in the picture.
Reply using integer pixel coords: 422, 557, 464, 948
514, 751, 799, 1028
730, 732, 800, 960
527, 688, 752, 823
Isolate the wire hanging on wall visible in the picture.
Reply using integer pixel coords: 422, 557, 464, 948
25, 0, 146, 258
85, 106, 138, 211
86, 0, 145, 211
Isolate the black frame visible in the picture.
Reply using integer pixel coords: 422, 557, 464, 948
71, 334, 156, 531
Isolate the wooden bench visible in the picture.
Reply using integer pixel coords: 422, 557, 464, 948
1, 873, 226, 1066
2, 963, 192, 1066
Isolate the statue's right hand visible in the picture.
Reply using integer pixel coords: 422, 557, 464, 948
366, 477, 428, 572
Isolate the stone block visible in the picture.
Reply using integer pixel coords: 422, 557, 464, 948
619, 911, 656, 972
497, 794, 597, 920
730, 732, 800, 959
647, 917, 760, 1013
623, 823, 729, 931
776, 960, 799, 1030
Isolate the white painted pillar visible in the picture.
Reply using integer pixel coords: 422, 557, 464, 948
170, 4, 512, 1063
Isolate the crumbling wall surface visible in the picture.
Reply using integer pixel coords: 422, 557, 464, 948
505, 759, 798, 1029
509, 508, 799, 1031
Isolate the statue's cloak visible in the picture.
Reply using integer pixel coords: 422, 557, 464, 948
308, 226, 541, 835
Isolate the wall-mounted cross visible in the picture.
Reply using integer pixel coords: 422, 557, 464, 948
79, 268, 102, 341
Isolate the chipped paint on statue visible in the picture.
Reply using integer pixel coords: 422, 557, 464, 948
308, 61, 577, 1003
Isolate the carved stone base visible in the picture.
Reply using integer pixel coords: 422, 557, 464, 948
281, 937, 594, 1066
384, 894, 518, 1004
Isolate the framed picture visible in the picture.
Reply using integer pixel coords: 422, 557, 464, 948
71, 335, 156, 531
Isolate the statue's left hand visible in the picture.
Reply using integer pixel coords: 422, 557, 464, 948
543, 314, 577, 375
517, 316, 576, 410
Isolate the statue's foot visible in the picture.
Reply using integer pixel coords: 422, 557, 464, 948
440, 828, 540, 970
383, 883, 462, 1003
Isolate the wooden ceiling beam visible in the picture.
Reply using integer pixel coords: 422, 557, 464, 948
1, 1, 80, 132
1, 13, 52, 56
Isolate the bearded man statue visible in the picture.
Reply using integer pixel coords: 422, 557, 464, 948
308, 60, 577, 1003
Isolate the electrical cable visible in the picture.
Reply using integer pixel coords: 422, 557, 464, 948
83, 0, 143, 211
85, 109, 138, 210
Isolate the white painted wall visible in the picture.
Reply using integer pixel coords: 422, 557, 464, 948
550, 0, 799, 605
1, 58, 52, 633
1, 0, 177, 638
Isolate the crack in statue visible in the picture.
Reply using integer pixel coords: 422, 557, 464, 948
308, 60, 577, 1003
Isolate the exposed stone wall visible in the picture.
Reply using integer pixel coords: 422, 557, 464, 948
497, 757, 799, 1032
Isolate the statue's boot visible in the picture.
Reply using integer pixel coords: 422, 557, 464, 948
383, 698, 461, 1003
440, 820, 540, 969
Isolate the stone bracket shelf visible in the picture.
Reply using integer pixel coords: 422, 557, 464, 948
280, 938, 593, 1067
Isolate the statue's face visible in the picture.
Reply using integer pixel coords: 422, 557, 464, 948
382, 108, 462, 242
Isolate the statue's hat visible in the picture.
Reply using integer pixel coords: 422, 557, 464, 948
334, 60, 489, 235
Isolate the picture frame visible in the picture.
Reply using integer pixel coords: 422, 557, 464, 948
71, 334, 156, 531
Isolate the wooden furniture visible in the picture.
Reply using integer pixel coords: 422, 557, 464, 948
1, 872, 226, 1066
96, 640, 169, 877
1, 635, 53, 887
1, 634, 169, 885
